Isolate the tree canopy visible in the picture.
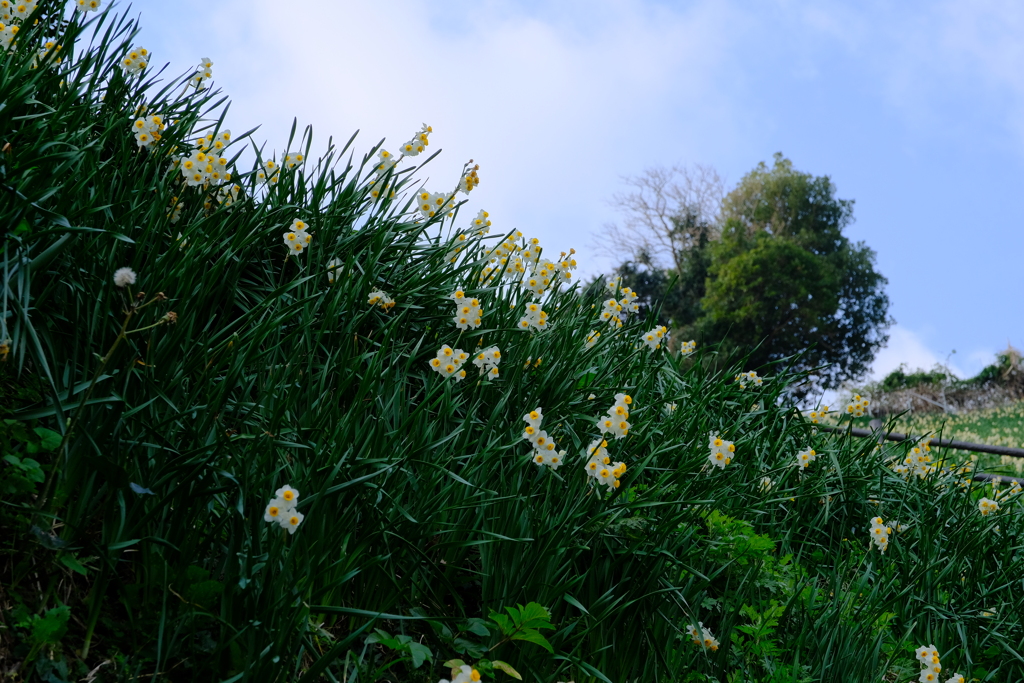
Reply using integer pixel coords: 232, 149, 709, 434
603, 154, 891, 392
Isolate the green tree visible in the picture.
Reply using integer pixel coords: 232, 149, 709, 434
698, 153, 891, 391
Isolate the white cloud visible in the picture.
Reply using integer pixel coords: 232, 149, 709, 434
870, 325, 964, 380
127, 0, 749, 279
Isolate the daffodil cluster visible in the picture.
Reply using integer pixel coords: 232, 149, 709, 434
450, 289, 483, 330
368, 149, 396, 199
0, 21, 18, 51
368, 289, 396, 311
131, 114, 165, 148
29, 39, 62, 69
120, 46, 149, 74
257, 158, 280, 185
759, 476, 774, 492
913, 645, 947, 683
894, 440, 934, 479
686, 623, 720, 651
438, 664, 481, 683
1, 0, 35, 26
978, 497, 998, 516
585, 330, 600, 350
429, 345, 469, 381
583, 438, 626, 491
806, 405, 830, 423
458, 162, 480, 194
75, 0, 100, 12
708, 432, 736, 469
174, 130, 233, 187
521, 246, 577, 299
400, 123, 431, 157
597, 281, 639, 327
522, 408, 563, 470
595, 393, 632, 439
191, 57, 213, 90
415, 188, 456, 220
679, 339, 696, 356
845, 394, 869, 417
734, 370, 762, 389
326, 258, 344, 283
281, 218, 312, 255
640, 325, 668, 351
263, 484, 303, 535
480, 232, 528, 284
517, 302, 549, 331
796, 447, 817, 469
869, 516, 890, 552
471, 345, 501, 378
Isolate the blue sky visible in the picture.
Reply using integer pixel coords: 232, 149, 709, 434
116, 0, 1023, 382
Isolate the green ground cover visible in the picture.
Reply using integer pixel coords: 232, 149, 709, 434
2, 3, 1023, 682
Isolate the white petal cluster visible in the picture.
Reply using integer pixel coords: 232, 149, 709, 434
585, 330, 600, 350
869, 516, 890, 552
734, 370, 762, 389
978, 497, 999, 516
326, 258, 344, 283
640, 325, 668, 351
686, 622, 720, 651
439, 664, 481, 683
759, 476, 774, 492
845, 394, 869, 417
5, 0, 36, 22
524, 249, 577, 299
517, 302, 549, 332
263, 484, 303, 535
283, 218, 312, 256
368, 289, 396, 311
415, 188, 455, 220
595, 393, 632, 440
679, 340, 696, 356
522, 408, 563, 470
583, 438, 626, 491
708, 432, 735, 469
0, 23, 18, 50
168, 197, 183, 224
458, 162, 480, 194
191, 56, 213, 89
369, 149, 396, 199
597, 283, 639, 328
113, 266, 137, 288
450, 289, 483, 330
480, 232, 527, 284
130, 114, 165, 148
894, 440, 934, 479
796, 447, 817, 470
257, 158, 280, 185
215, 183, 241, 208
400, 123, 432, 157
806, 405, 830, 424
914, 645, 944, 683
469, 209, 491, 233
471, 345, 501, 379
174, 130, 232, 187
428, 345, 470, 381
75, 0, 100, 12
120, 46, 149, 74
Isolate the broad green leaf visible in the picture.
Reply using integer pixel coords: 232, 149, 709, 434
491, 661, 522, 680
510, 629, 554, 653
59, 554, 89, 576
